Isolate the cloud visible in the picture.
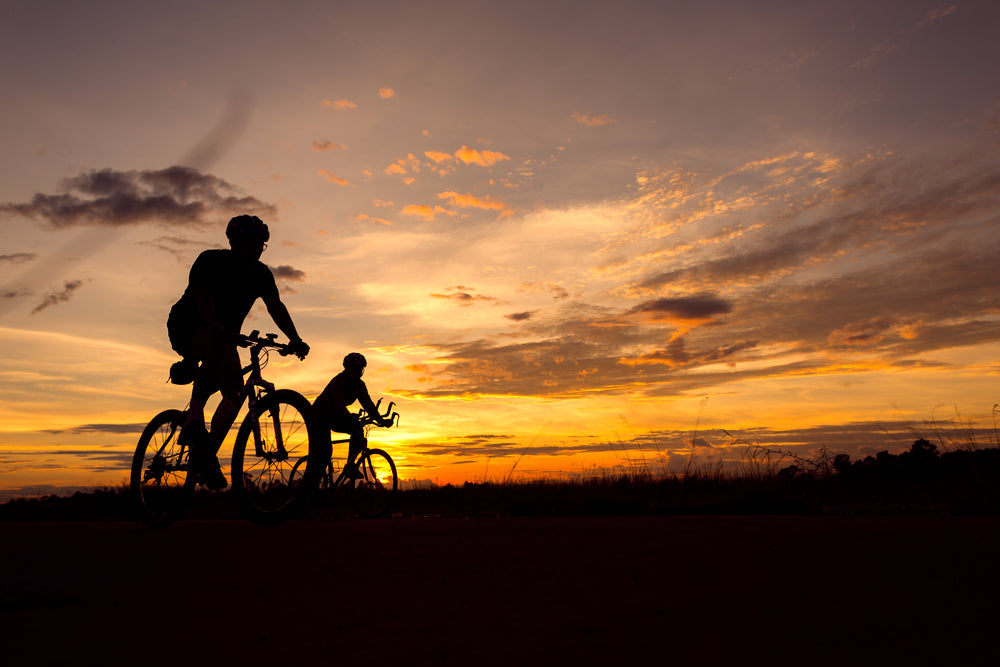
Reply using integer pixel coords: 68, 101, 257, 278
43, 422, 147, 435
623, 338, 760, 368
312, 140, 347, 152
572, 113, 618, 127
357, 213, 392, 226
0, 166, 274, 228
317, 169, 351, 186
376, 146, 1000, 404
0, 253, 36, 265
401, 204, 454, 220
270, 265, 306, 282
378, 87, 395, 99
2, 288, 31, 299
425, 151, 453, 163
437, 191, 511, 214
430, 286, 498, 307
385, 163, 407, 175
916, 5, 957, 29
629, 294, 732, 322
321, 99, 357, 110
31, 280, 84, 314
454, 146, 510, 167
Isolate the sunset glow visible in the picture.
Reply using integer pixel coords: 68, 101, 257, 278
2, 1, 999, 499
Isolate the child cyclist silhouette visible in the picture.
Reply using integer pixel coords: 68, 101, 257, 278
312, 353, 392, 478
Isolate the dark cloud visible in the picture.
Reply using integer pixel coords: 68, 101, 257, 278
43, 423, 147, 435
629, 338, 759, 367
0, 253, 36, 264
1, 166, 275, 229
31, 280, 84, 314
629, 294, 731, 320
430, 286, 498, 306
270, 265, 307, 282
505, 311, 534, 321
2, 288, 31, 300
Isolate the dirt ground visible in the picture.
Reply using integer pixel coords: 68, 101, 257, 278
2, 516, 999, 666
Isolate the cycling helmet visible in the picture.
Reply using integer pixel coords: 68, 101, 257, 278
343, 352, 367, 368
225, 214, 270, 245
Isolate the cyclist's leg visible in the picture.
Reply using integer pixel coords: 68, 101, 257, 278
183, 326, 239, 488
347, 431, 366, 471
324, 415, 365, 477
208, 351, 243, 453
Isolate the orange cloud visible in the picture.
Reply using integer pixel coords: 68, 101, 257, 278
321, 99, 358, 110
437, 191, 509, 212
455, 145, 510, 167
385, 163, 407, 175
357, 213, 392, 225
402, 204, 454, 220
317, 169, 351, 186
378, 87, 395, 98
312, 140, 347, 152
425, 151, 453, 163
572, 113, 618, 127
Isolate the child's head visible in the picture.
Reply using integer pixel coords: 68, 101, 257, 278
343, 352, 367, 378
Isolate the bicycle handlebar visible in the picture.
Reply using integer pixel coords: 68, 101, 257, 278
359, 398, 400, 428
238, 330, 306, 360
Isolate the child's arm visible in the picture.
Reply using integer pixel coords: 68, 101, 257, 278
357, 382, 391, 426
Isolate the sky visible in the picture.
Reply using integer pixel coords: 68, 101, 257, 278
2, 0, 1000, 499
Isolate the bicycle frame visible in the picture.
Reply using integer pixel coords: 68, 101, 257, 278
212, 330, 296, 459
324, 401, 399, 487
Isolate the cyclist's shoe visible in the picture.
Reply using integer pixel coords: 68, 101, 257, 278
181, 424, 228, 490
198, 454, 228, 490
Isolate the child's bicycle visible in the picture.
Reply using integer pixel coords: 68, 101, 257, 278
129, 330, 322, 527
289, 400, 400, 518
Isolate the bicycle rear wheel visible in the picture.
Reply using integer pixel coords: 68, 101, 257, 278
231, 389, 318, 525
130, 409, 192, 527
351, 448, 397, 518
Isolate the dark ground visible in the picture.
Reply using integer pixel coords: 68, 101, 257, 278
2, 516, 999, 666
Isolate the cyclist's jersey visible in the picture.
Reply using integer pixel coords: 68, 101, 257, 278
171, 249, 279, 337
313, 372, 376, 423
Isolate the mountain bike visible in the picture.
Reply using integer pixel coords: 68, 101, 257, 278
288, 400, 400, 518
129, 330, 320, 527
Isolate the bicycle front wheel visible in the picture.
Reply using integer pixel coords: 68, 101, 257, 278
231, 389, 317, 525
130, 409, 192, 527
352, 448, 397, 518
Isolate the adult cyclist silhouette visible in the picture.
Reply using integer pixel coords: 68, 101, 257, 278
167, 214, 309, 488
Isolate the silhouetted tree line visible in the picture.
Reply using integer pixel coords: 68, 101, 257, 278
782, 438, 1000, 484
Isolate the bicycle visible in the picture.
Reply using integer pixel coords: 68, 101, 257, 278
289, 399, 400, 518
129, 330, 320, 527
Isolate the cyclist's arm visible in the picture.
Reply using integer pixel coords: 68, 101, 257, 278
263, 296, 303, 344
357, 383, 391, 426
